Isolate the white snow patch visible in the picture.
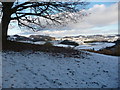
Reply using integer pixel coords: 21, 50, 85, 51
54, 44, 74, 48
2, 51, 118, 88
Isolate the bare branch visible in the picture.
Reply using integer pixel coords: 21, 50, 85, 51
8, 1, 88, 31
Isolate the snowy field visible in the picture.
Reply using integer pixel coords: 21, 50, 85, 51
2, 51, 118, 88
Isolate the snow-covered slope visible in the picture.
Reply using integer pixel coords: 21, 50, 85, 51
75, 42, 115, 51
2, 51, 118, 88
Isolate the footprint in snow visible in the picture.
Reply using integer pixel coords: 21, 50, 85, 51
101, 85, 107, 88
103, 70, 108, 73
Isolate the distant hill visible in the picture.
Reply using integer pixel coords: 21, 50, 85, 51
60, 40, 79, 47
8, 35, 56, 42
8, 35, 31, 41
29, 35, 55, 42
62, 34, 119, 43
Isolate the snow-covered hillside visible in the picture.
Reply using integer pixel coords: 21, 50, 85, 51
2, 51, 118, 88
75, 42, 115, 51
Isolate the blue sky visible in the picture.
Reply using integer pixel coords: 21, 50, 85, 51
8, 2, 118, 37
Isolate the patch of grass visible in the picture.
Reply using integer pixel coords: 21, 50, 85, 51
3, 40, 89, 58
84, 40, 98, 43
81, 49, 100, 53
99, 45, 120, 56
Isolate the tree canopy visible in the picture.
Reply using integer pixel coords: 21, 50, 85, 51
1, 1, 88, 30
0, 1, 88, 48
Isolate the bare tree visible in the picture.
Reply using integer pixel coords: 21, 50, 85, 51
0, 1, 88, 48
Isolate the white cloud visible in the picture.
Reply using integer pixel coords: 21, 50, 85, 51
48, 3, 118, 37
87, 3, 118, 25
68, 3, 118, 29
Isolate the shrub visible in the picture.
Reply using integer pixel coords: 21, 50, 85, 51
84, 40, 98, 43
60, 40, 79, 47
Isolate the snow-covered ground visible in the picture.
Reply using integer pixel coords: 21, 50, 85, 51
2, 51, 118, 88
54, 44, 74, 48
75, 42, 115, 51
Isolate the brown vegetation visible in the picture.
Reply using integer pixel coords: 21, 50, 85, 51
82, 44, 120, 56
3, 40, 89, 58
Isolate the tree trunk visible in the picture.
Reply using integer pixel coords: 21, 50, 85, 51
1, 2, 14, 49
2, 12, 11, 49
